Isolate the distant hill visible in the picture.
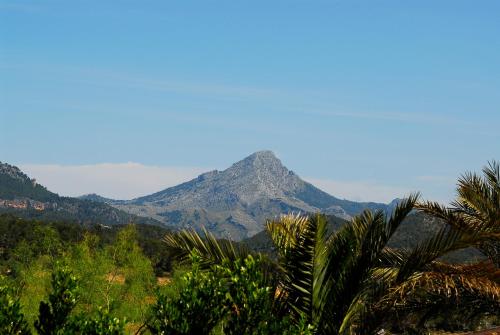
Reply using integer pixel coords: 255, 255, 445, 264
79, 193, 116, 203
88, 151, 399, 240
242, 212, 483, 263
0, 162, 163, 227
0, 163, 58, 202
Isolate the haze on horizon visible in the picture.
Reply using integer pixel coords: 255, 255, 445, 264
1, 1, 499, 204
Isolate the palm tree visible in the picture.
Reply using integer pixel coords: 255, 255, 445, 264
164, 184, 500, 333
418, 161, 500, 267
264, 197, 421, 334
405, 161, 500, 331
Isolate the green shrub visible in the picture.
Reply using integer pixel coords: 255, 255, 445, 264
0, 284, 31, 335
148, 253, 227, 334
34, 266, 79, 335
31, 266, 127, 335
66, 307, 126, 335
219, 255, 314, 335
148, 253, 314, 335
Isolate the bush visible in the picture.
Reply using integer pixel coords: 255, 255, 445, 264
26, 266, 126, 335
66, 307, 126, 335
148, 254, 227, 334
34, 266, 79, 335
220, 255, 313, 335
0, 284, 30, 335
148, 253, 314, 335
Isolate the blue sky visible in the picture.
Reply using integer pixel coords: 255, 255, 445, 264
1, 0, 499, 202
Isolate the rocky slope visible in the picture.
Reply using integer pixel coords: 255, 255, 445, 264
94, 151, 397, 240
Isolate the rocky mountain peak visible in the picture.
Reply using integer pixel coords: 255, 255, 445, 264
226, 150, 289, 179
248, 150, 279, 161
244, 150, 281, 166
91, 151, 394, 240
0, 162, 30, 182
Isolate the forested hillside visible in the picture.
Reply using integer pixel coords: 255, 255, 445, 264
0, 162, 164, 227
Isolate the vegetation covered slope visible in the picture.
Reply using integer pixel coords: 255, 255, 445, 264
0, 162, 163, 227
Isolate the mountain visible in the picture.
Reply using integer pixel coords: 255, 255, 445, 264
93, 151, 398, 240
79, 193, 116, 203
0, 162, 162, 227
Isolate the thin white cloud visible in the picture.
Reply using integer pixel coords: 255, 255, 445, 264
17, 163, 452, 205
19, 163, 207, 200
305, 178, 413, 203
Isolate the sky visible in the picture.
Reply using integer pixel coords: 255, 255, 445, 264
1, 0, 499, 203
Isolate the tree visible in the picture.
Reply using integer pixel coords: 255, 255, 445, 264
148, 253, 229, 335
418, 160, 500, 267
28, 265, 126, 335
410, 160, 500, 331
148, 253, 312, 335
164, 192, 500, 334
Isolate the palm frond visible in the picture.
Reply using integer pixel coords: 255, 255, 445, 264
417, 201, 479, 232
163, 227, 251, 267
266, 213, 310, 260
418, 161, 500, 267
395, 224, 486, 282
386, 193, 420, 238
456, 172, 498, 224
266, 213, 328, 323
390, 268, 500, 302
317, 195, 418, 333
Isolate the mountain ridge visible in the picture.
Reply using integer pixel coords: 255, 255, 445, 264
87, 151, 398, 240
0, 161, 163, 227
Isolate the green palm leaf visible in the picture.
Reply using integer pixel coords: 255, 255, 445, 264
163, 227, 251, 267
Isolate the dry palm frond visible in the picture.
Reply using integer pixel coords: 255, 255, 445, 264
428, 259, 500, 279
388, 269, 500, 303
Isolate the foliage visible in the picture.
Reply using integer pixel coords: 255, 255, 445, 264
418, 160, 500, 267
149, 253, 313, 335
0, 213, 172, 275
163, 227, 251, 268
1, 162, 499, 334
53, 225, 156, 326
103, 225, 156, 322
148, 253, 227, 334
407, 160, 500, 331
66, 307, 126, 335
0, 284, 30, 335
34, 266, 79, 335
0, 167, 57, 202
0, 219, 159, 331
16, 256, 52, 326
165, 190, 500, 334
219, 254, 313, 335
2, 266, 127, 335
